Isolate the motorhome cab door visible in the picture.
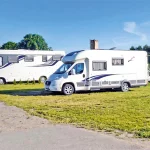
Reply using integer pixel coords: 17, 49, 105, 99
68, 61, 88, 91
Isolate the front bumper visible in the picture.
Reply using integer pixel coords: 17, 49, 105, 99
45, 81, 61, 92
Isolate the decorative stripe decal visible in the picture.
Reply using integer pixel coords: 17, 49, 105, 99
29, 61, 59, 67
83, 74, 115, 81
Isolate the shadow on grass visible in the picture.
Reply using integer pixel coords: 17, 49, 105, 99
0, 87, 134, 96
0, 88, 59, 96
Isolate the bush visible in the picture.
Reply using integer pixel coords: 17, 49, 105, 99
27, 79, 29, 85
38, 78, 41, 84
33, 78, 35, 84
13, 79, 16, 85
19, 79, 22, 84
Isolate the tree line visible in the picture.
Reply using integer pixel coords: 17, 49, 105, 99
130, 45, 150, 64
0, 34, 52, 50
130, 45, 150, 52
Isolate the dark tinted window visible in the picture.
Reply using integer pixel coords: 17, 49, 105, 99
72, 63, 84, 74
92, 61, 107, 71
42, 55, 47, 62
52, 55, 62, 61
0, 57, 2, 66
112, 58, 124, 65
66, 50, 84, 56
25, 56, 34, 62
8, 56, 18, 63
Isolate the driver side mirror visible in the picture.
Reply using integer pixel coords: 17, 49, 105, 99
68, 69, 76, 75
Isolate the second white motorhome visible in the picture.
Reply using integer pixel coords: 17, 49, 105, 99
0, 50, 65, 84
45, 49, 148, 95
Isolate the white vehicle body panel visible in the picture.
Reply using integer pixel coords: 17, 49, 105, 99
0, 50, 65, 82
45, 50, 148, 92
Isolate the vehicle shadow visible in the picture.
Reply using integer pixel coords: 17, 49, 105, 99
76, 89, 133, 94
0, 88, 133, 96
0, 88, 61, 96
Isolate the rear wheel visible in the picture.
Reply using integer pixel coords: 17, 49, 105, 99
39, 76, 47, 83
120, 82, 129, 92
62, 84, 74, 95
0, 78, 6, 85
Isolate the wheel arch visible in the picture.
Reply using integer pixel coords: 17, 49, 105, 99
0, 77, 6, 84
121, 80, 131, 87
62, 82, 76, 93
39, 76, 47, 82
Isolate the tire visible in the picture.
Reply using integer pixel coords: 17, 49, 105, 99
39, 76, 47, 83
62, 84, 74, 95
0, 78, 5, 85
120, 82, 129, 92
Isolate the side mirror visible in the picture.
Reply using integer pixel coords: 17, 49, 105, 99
68, 71, 71, 75
68, 69, 76, 75
71, 69, 76, 75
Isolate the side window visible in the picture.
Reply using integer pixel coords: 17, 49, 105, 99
42, 55, 47, 62
92, 61, 107, 71
0, 57, 2, 66
73, 63, 84, 74
25, 55, 34, 62
52, 55, 62, 61
8, 56, 18, 63
112, 58, 124, 66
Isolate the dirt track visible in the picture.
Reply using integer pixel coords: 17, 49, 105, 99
0, 102, 50, 132
0, 102, 150, 150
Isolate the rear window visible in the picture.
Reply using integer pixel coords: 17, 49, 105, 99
112, 58, 124, 65
25, 56, 34, 62
92, 61, 107, 71
0, 56, 2, 66
52, 55, 62, 61
42, 55, 47, 62
8, 56, 18, 63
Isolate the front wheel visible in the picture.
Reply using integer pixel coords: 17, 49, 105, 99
0, 78, 6, 85
120, 82, 129, 92
62, 84, 75, 95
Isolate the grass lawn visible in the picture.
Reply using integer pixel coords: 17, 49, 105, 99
0, 83, 150, 138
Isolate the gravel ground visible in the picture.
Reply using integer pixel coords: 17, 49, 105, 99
0, 102, 150, 150
0, 102, 50, 132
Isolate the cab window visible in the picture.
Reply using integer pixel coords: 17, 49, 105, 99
72, 63, 84, 74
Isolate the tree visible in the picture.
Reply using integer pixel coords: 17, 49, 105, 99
130, 46, 135, 50
136, 46, 143, 50
1, 41, 18, 50
143, 45, 150, 52
18, 34, 49, 50
48, 47, 53, 51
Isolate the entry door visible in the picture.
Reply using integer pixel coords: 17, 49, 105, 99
0, 57, 2, 67
68, 62, 87, 91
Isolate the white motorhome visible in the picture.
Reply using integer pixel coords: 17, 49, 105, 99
45, 50, 148, 95
0, 50, 65, 84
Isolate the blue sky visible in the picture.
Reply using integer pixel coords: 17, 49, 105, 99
0, 0, 150, 53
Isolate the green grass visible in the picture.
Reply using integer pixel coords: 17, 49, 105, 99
0, 84, 150, 138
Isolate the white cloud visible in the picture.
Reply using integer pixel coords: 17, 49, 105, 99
123, 22, 147, 41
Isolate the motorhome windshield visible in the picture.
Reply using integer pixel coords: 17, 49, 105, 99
54, 63, 73, 74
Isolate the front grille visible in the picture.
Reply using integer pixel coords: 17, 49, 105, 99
45, 81, 51, 86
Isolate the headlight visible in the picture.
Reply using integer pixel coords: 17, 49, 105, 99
45, 81, 51, 86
